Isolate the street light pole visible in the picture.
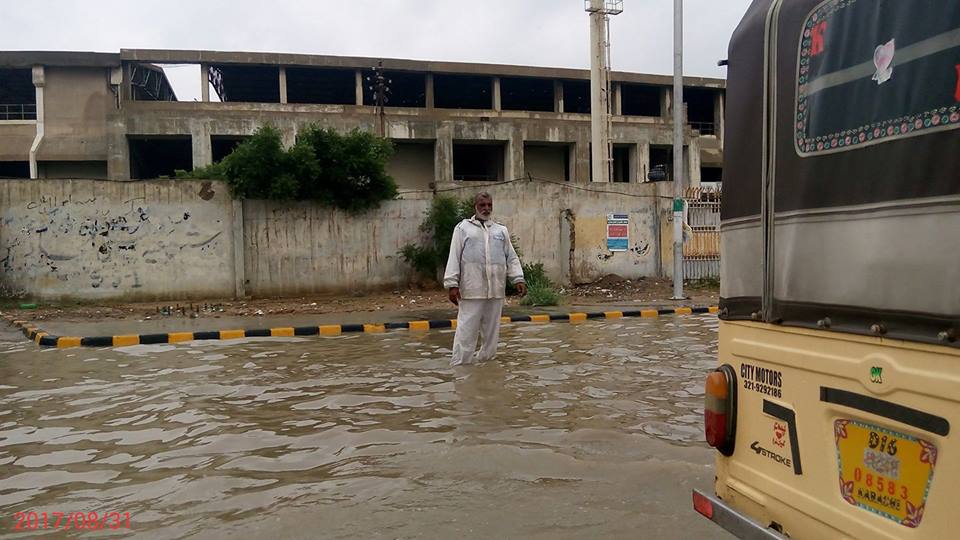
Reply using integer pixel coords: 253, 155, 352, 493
671, 0, 685, 300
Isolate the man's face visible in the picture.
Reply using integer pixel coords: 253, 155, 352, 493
475, 198, 493, 220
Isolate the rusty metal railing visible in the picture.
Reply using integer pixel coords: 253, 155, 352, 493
683, 186, 721, 278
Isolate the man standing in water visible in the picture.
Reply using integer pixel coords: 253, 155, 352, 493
443, 192, 526, 366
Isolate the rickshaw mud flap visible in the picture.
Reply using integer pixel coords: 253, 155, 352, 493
692, 489, 789, 540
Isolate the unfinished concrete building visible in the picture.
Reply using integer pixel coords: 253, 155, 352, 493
0, 50, 724, 189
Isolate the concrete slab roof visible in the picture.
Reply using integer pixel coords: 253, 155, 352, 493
120, 48, 725, 89
0, 51, 120, 68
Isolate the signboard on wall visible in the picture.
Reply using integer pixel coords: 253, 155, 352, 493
606, 213, 629, 251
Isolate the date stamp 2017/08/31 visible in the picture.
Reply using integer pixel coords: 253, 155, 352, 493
13, 511, 131, 530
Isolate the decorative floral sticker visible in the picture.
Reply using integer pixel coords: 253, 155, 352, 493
872, 39, 895, 85
795, 0, 960, 156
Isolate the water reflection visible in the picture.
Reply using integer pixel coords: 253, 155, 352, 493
0, 315, 720, 538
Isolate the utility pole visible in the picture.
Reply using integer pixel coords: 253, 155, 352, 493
671, 0, 685, 300
585, 0, 622, 183
367, 61, 390, 137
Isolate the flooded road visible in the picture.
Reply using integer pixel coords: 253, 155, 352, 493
0, 315, 731, 539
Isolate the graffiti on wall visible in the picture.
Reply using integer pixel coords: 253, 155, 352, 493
1, 192, 225, 295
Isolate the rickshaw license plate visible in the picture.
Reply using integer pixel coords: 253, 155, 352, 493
834, 419, 938, 528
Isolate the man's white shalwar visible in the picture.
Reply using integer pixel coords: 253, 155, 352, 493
443, 216, 524, 366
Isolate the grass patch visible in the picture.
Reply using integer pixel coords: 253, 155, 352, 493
521, 285, 561, 307
516, 262, 560, 307
687, 276, 720, 290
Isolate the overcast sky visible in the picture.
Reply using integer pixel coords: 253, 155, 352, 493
2, 0, 753, 101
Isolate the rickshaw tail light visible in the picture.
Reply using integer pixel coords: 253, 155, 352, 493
704, 365, 737, 456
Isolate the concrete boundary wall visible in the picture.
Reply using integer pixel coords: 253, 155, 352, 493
429, 180, 667, 284
1, 178, 672, 301
0, 179, 237, 301
242, 196, 432, 296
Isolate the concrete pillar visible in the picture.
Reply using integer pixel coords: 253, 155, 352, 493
106, 115, 129, 180
426, 73, 434, 109
355, 70, 363, 106
715, 91, 725, 146
435, 125, 454, 184
574, 134, 590, 184
554, 80, 564, 113
279, 67, 288, 104
191, 123, 212, 169
589, 3, 611, 183
121, 62, 132, 102
108, 63, 130, 180
687, 137, 701, 189
507, 128, 524, 181
613, 82, 622, 116
232, 199, 246, 299
200, 64, 209, 102
493, 77, 501, 111
628, 143, 639, 183
637, 142, 650, 183
661, 87, 671, 119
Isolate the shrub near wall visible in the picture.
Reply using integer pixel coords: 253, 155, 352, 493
400, 196, 474, 281
178, 125, 398, 212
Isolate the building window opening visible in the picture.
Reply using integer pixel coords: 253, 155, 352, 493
363, 71, 426, 108
612, 144, 631, 182
453, 142, 505, 181
501, 76, 554, 112
700, 166, 722, 184
387, 140, 435, 190
562, 80, 590, 113
434, 74, 492, 110
523, 143, 569, 182
0, 161, 30, 178
0, 68, 36, 120
211, 135, 250, 163
208, 65, 280, 103
129, 64, 178, 101
685, 87, 717, 135
287, 67, 355, 105
621, 83, 660, 117
129, 136, 192, 179
649, 145, 673, 182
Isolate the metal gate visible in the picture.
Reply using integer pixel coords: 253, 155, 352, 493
682, 187, 721, 279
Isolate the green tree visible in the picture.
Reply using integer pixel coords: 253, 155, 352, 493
176, 124, 397, 212
297, 126, 398, 212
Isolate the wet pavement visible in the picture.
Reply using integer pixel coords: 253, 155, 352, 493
0, 315, 731, 539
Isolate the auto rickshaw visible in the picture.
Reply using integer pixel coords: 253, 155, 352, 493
693, 1, 960, 538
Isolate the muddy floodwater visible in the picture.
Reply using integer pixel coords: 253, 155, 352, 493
0, 315, 731, 539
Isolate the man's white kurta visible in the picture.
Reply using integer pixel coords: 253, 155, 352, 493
443, 217, 524, 365
443, 218, 524, 298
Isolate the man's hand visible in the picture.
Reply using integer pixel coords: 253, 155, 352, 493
515, 282, 528, 297
448, 287, 461, 305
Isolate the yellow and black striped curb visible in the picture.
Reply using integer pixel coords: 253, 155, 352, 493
2, 307, 718, 349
